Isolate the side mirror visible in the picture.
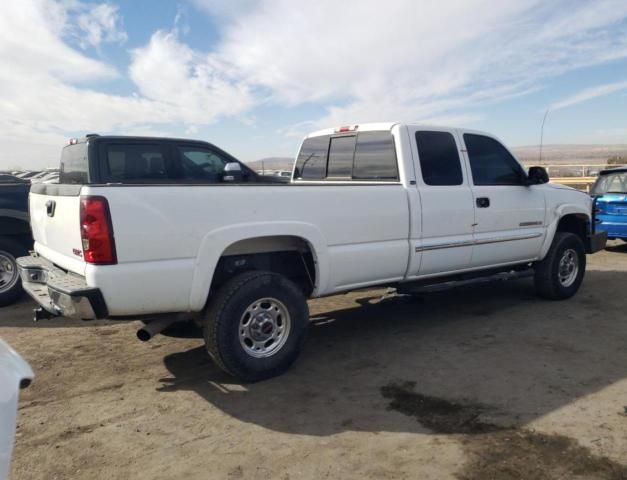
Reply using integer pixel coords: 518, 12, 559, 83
527, 166, 549, 185
223, 162, 242, 182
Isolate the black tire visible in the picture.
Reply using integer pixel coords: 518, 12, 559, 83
534, 232, 586, 300
0, 237, 28, 307
203, 271, 309, 382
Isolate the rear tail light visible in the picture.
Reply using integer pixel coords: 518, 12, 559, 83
80, 196, 117, 265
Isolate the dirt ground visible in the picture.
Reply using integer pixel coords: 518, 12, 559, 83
3, 242, 627, 480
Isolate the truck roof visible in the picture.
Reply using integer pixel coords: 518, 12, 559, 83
305, 122, 490, 139
68, 134, 233, 150
599, 166, 627, 175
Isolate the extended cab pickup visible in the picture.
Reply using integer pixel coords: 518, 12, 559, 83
18, 125, 607, 381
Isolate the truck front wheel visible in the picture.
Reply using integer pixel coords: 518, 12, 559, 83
203, 271, 309, 382
534, 232, 586, 300
0, 237, 27, 307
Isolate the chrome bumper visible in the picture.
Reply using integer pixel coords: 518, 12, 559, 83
17, 254, 108, 320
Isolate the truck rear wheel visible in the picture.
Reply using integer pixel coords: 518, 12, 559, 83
0, 237, 27, 307
534, 232, 586, 300
203, 271, 309, 382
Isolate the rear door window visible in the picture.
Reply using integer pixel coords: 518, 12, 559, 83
415, 131, 463, 186
102, 144, 169, 183
464, 134, 525, 186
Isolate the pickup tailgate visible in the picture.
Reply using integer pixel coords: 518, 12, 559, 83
29, 185, 86, 275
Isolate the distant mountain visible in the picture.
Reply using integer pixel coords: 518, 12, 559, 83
245, 157, 293, 172
245, 145, 627, 172
511, 145, 627, 165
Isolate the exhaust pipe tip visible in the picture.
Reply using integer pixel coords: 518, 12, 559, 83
136, 316, 179, 342
136, 328, 152, 342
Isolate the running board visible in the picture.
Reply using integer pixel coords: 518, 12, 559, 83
396, 269, 534, 295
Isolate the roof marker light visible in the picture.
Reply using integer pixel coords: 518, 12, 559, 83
69, 138, 78, 145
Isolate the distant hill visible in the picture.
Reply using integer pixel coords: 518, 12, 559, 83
245, 145, 627, 172
245, 157, 293, 172
512, 145, 627, 165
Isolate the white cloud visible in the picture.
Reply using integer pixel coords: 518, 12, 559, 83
0, 1, 252, 168
551, 80, 627, 110
207, 0, 627, 129
0, 0, 116, 82
73, 3, 128, 49
3, 0, 627, 169
128, 30, 254, 124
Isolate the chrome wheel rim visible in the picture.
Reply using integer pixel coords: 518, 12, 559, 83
239, 297, 291, 358
0, 251, 19, 294
558, 248, 579, 287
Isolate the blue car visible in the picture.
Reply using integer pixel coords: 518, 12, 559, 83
592, 167, 627, 242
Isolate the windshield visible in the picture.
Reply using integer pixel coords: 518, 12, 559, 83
592, 172, 627, 195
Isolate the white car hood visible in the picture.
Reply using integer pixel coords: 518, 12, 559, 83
0, 338, 33, 480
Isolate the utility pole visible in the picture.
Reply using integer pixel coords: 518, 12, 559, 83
539, 108, 550, 165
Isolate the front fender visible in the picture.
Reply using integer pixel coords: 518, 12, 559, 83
188, 221, 329, 310
539, 203, 592, 259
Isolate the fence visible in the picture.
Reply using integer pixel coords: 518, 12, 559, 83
523, 164, 615, 192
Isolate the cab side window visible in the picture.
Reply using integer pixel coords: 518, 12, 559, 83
464, 134, 525, 186
415, 131, 463, 186
177, 147, 228, 183
103, 144, 168, 183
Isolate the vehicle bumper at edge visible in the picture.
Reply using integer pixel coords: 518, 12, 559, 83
16, 253, 108, 319
585, 230, 608, 254
595, 218, 627, 240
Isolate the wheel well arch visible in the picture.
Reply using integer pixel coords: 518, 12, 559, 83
0, 216, 33, 248
210, 235, 318, 298
556, 213, 589, 243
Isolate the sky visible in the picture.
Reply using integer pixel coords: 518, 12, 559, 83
2, 0, 627, 170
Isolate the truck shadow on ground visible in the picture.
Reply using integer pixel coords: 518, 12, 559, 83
606, 242, 627, 253
159, 269, 627, 438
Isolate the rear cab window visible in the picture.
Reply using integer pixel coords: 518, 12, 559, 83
592, 171, 627, 195
294, 130, 399, 182
59, 142, 89, 184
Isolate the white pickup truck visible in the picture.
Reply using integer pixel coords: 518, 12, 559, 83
18, 124, 606, 381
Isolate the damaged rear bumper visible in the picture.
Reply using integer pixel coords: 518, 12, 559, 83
17, 254, 107, 320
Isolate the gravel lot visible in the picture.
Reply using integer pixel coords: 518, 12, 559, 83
3, 242, 627, 480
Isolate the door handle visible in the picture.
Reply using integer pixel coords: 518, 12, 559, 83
46, 200, 56, 217
476, 197, 490, 208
